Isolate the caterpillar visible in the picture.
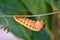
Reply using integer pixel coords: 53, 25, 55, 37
13, 16, 45, 31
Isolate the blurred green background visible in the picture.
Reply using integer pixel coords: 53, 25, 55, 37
0, 0, 60, 40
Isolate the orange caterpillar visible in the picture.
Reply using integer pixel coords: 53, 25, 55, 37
13, 16, 45, 31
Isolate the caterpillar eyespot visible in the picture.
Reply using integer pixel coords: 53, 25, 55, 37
13, 16, 45, 31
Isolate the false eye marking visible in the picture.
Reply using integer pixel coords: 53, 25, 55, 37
13, 16, 45, 31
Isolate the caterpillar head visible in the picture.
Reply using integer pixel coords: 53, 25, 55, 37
39, 20, 45, 27
35, 20, 45, 31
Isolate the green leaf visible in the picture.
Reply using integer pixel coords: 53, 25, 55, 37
0, 17, 25, 38
0, 0, 28, 15
55, 0, 60, 9
6, 17, 32, 40
31, 29, 50, 40
0, 17, 32, 40
19, 0, 47, 14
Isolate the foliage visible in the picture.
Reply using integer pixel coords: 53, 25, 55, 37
0, 0, 60, 40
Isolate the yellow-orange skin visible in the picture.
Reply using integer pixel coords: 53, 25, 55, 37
13, 16, 45, 31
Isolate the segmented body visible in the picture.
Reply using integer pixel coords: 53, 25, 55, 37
13, 16, 45, 31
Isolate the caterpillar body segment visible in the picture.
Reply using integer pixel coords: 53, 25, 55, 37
13, 16, 45, 31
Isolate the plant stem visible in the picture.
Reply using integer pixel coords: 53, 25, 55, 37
0, 12, 60, 17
